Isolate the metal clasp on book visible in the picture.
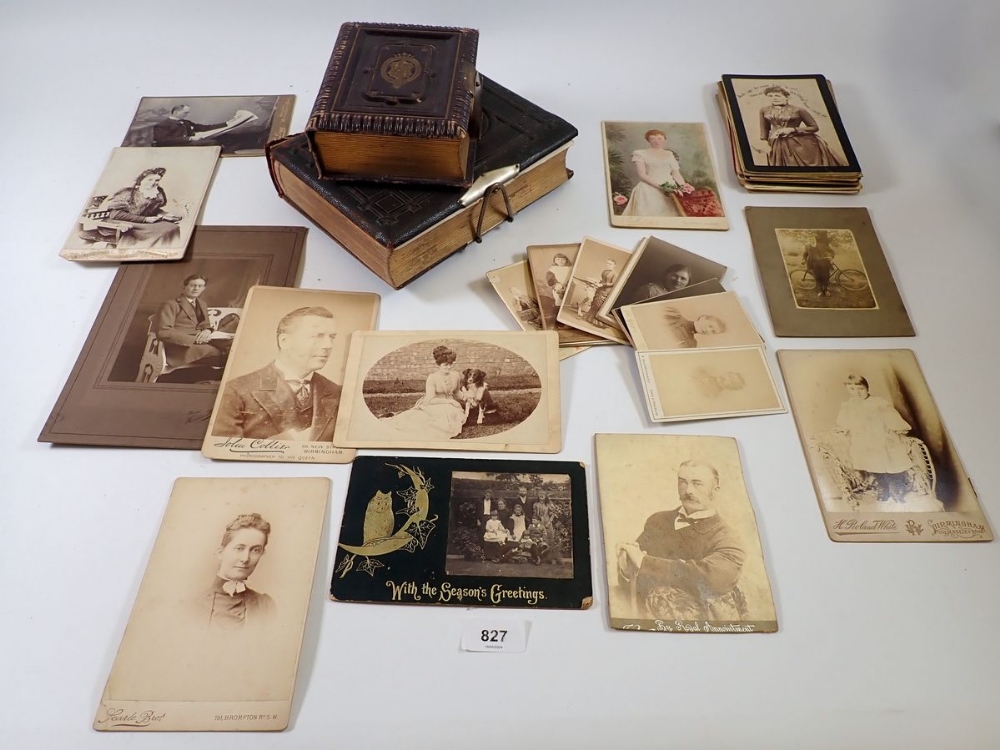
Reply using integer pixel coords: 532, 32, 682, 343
460, 164, 520, 243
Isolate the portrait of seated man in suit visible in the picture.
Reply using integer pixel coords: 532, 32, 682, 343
153, 274, 232, 370
212, 306, 341, 442
152, 103, 231, 146
199, 512, 276, 631
617, 460, 748, 621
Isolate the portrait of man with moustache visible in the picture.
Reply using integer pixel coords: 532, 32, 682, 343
617, 459, 748, 621
211, 306, 341, 441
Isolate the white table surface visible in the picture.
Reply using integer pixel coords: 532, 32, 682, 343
3, 2, 999, 747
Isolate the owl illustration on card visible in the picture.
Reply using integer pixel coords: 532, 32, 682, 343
363, 490, 395, 543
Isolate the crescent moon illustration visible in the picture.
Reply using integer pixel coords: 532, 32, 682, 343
339, 524, 415, 556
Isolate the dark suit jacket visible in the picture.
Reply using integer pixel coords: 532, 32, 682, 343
154, 295, 220, 366
212, 362, 341, 441
152, 117, 227, 146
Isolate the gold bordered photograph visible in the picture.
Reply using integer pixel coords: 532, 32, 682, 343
596, 235, 727, 325
94, 477, 329, 731
602, 121, 728, 230
620, 291, 763, 352
61, 146, 219, 263
778, 349, 992, 543
635, 347, 785, 423
596, 433, 777, 633
555, 237, 632, 344
330, 457, 592, 610
334, 331, 561, 453
202, 286, 379, 463
39, 227, 306, 449
746, 206, 914, 337
122, 95, 295, 156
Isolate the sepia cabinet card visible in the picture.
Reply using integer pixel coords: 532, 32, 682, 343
61, 146, 219, 263
334, 330, 561, 453
620, 291, 763, 353
778, 349, 992, 542
596, 434, 777, 632
486, 260, 588, 360
39, 226, 306, 449
94, 477, 329, 731
555, 237, 632, 344
596, 235, 728, 327
635, 347, 785, 423
746, 206, 913, 337
202, 286, 379, 463
525, 243, 610, 347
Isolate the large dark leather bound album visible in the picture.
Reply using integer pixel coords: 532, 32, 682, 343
306, 22, 480, 186
269, 76, 578, 289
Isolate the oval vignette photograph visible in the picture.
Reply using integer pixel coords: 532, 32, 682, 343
361, 338, 542, 440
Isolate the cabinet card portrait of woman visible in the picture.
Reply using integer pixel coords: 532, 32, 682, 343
721, 75, 860, 174
778, 349, 992, 543
603, 121, 728, 230
334, 331, 561, 453
61, 146, 220, 263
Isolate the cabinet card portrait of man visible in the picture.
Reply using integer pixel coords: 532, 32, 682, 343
635, 347, 785, 423
202, 286, 379, 463
779, 349, 992, 543
122, 95, 295, 157
61, 146, 219, 263
621, 291, 763, 353
597, 434, 777, 632
94, 477, 329, 731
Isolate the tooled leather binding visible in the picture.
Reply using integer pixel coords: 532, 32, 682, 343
308, 22, 479, 139
271, 76, 577, 251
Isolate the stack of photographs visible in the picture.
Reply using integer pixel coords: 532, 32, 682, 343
716, 74, 862, 194
623, 291, 785, 423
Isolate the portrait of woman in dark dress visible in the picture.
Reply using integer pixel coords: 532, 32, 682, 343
92, 167, 183, 249
758, 86, 847, 168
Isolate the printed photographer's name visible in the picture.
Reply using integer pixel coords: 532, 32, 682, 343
928, 519, 988, 539
98, 708, 166, 728
833, 519, 897, 532
386, 580, 546, 606
213, 437, 291, 454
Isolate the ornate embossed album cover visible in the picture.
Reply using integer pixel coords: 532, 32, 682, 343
61, 146, 219, 263
746, 206, 914, 337
596, 434, 777, 633
306, 22, 479, 184
122, 95, 295, 156
778, 349, 992, 542
94, 477, 329, 731
602, 121, 728, 230
334, 330, 561, 453
330, 456, 592, 610
202, 286, 379, 464
39, 227, 305, 449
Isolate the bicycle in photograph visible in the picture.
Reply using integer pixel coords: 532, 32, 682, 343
790, 262, 869, 292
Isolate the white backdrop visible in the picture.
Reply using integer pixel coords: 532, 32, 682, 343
3, 2, 999, 748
